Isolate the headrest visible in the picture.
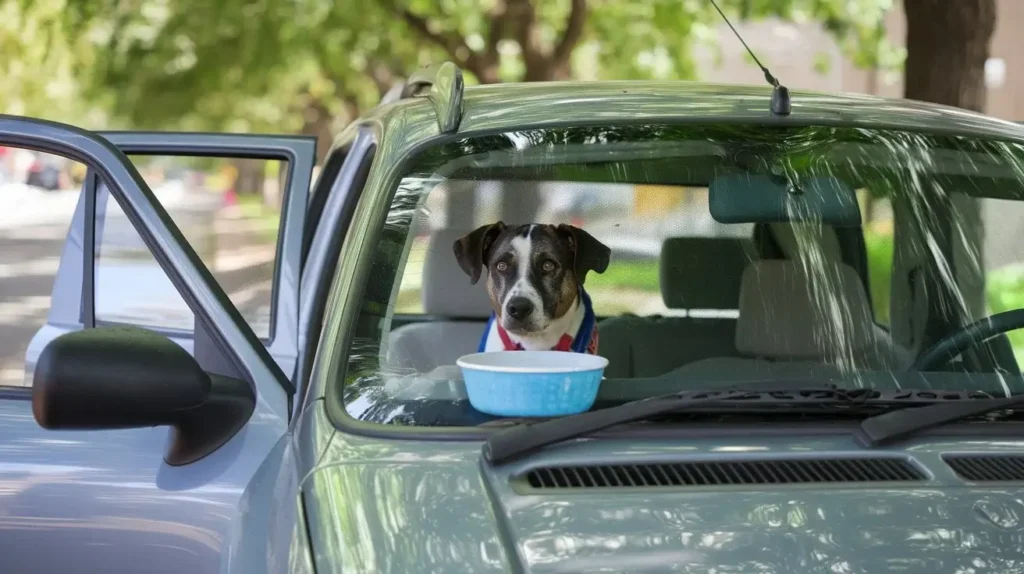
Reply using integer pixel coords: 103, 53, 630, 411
768, 223, 843, 264
735, 260, 877, 358
660, 237, 755, 309
422, 229, 494, 317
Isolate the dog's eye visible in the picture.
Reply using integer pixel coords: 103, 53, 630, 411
542, 260, 556, 272
495, 262, 508, 272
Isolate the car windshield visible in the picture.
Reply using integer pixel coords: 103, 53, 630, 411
339, 124, 1024, 427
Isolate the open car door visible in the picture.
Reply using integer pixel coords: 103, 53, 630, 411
23, 131, 315, 390
0, 118, 315, 574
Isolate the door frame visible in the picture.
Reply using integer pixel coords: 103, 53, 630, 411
0, 116, 293, 413
296, 125, 378, 415
90, 132, 315, 393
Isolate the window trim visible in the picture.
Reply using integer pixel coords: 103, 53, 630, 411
321, 120, 1024, 442
0, 117, 294, 403
296, 126, 379, 416
321, 122, 518, 440
82, 134, 314, 371
81, 171, 98, 329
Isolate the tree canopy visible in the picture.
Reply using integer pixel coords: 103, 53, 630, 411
6, 0, 899, 154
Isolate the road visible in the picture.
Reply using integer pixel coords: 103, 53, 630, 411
0, 183, 275, 386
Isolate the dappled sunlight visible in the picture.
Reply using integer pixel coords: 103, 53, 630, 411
0, 295, 50, 327
0, 366, 27, 386
0, 257, 60, 280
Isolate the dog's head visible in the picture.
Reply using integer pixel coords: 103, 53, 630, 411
454, 223, 610, 335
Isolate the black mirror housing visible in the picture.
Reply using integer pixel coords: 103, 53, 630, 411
32, 326, 255, 465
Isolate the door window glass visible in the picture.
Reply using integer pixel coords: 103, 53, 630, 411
94, 156, 287, 338
0, 147, 83, 386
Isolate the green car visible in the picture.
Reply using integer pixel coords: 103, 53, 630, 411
5, 62, 1024, 573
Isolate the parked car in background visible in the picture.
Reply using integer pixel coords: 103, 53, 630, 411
24, 154, 64, 190
4, 62, 1024, 573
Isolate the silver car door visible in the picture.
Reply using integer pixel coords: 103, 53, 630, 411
22, 132, 314, 391
0, 118, 305, 574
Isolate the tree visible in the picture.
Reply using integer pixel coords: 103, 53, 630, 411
382, 0, 585, 83
50, 0, 893, 160
0, 0, 106, 124
57, 0, 444, 162
900, 0, 997, 322
902, 0, 996, 112
381, 0, 899, 84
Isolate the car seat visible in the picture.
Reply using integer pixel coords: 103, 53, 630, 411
386, 229, 493, 372
599, 236, 755, 378
675, 258, 909, 383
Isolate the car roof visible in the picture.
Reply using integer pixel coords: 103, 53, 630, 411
369, 79, 1024, 146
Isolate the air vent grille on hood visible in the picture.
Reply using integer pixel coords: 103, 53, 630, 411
523, 458, 924, 489
944, 455, 1024, 482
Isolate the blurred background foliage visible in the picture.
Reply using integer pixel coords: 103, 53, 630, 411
4, 0, 904, 162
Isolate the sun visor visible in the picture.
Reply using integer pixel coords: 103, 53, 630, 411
709, 173, 862, 227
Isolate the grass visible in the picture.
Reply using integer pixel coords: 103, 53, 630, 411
235, 193, 281, 243
393, 256, 663, 315
395, 288, 422, 314
392, 230, 1024, 365
986, 264, 1024, 363
865, 230, 894, 325
586, 259, 660, 292
866, 229, 1024, 363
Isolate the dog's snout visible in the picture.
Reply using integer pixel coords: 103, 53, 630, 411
505, 297, 534, 321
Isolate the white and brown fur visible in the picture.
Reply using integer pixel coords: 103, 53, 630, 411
454, 222, 610, 351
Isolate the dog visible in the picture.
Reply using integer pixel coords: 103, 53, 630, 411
454, 222, 610, 354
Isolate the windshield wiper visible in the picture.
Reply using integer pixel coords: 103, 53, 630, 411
484, 384, 874, 465
859, 392, 1022, 447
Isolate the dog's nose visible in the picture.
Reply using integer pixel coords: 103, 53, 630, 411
506, 297, 534, 321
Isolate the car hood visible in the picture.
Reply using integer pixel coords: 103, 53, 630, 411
303, 433, 1024, 573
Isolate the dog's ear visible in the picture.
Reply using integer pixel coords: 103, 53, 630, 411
453, 222, 506, 284
556, 224, 611, 284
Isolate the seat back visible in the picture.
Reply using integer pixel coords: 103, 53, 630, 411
676, 259, 907, 384
386, 229, 493, 372
733, 259, 896, 365
600, 236, 754, 378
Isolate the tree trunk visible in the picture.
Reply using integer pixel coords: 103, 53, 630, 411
500, 180, 542, 224
863, 62, 879, 226
475, 65, 501, 84
300, 98, 335, 166
903, 0, 996, 324
902, 0, 996, 112
232, 158, 264, 196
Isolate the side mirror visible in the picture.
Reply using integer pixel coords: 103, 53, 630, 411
32, 326, 255, 465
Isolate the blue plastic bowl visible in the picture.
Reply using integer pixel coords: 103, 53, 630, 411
456, 351, 608, 417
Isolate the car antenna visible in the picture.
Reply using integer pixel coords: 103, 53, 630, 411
709, 0, 791, 116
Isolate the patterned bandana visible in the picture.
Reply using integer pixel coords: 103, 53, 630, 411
478, 288, 598, 354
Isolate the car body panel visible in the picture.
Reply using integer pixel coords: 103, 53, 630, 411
0, 119, 307, 573
295, 79, 1024, 574
220, 430, 314, 574
0, 392, 288, 573
303, 429, 1024, 573
372, 81, 1024, 144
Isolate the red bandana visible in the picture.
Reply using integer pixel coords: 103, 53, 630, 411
495, 323, 599, 354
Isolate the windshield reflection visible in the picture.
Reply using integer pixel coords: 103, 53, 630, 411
340, 124, 1024, 426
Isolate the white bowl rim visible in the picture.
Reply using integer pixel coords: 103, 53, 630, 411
456, 350, 609, 374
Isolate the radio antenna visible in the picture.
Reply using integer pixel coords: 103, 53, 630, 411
709, 0, 791, 116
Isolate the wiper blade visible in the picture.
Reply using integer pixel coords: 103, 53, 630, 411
484, 384, 865, 465
859, 391, 1017, 447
